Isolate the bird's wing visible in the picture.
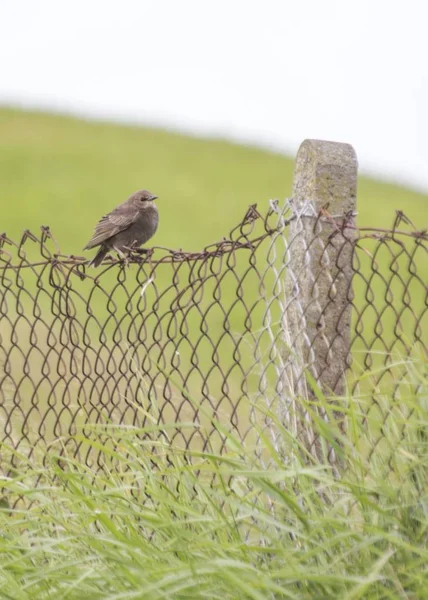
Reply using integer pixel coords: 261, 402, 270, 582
83, 203, 140, 249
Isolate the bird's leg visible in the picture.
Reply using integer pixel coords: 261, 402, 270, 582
122, 243, 138, 253
113, 246, 130, 267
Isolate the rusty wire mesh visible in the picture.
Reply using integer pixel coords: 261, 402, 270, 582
0, 200, 427, 483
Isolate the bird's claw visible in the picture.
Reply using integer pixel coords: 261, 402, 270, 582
122, 246, 154, 263
120, 256, 130, 268
122, 245, 150, 255
132, 248, 150, 255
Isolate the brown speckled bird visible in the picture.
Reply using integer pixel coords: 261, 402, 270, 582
84, 189, 159, 267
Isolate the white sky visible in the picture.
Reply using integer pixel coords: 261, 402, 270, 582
1, 0, 428, 192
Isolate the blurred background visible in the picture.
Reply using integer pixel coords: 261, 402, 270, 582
1, 0, 427, 253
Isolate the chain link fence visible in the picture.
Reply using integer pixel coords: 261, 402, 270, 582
0, 141, 427, 494
1, 199, 427, 474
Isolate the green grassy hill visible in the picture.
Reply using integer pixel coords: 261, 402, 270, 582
1, 108, 427, 253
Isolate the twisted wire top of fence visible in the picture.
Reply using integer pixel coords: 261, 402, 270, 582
1, 201, 426, 269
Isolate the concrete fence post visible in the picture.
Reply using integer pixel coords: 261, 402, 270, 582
281, 139, 358, 461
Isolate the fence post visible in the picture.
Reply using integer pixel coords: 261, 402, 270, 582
281, 139, 358, 460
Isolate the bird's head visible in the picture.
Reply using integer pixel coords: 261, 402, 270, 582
131, 189, 158, 205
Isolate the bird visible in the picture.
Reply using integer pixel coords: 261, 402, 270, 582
84, 189, 159, 267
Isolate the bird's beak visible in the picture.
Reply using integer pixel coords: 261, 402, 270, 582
150, 195, 158, 201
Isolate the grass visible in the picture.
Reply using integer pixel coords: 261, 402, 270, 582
1, 358, 427, 599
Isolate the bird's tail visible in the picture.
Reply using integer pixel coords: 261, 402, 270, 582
88, 246, 109, 268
